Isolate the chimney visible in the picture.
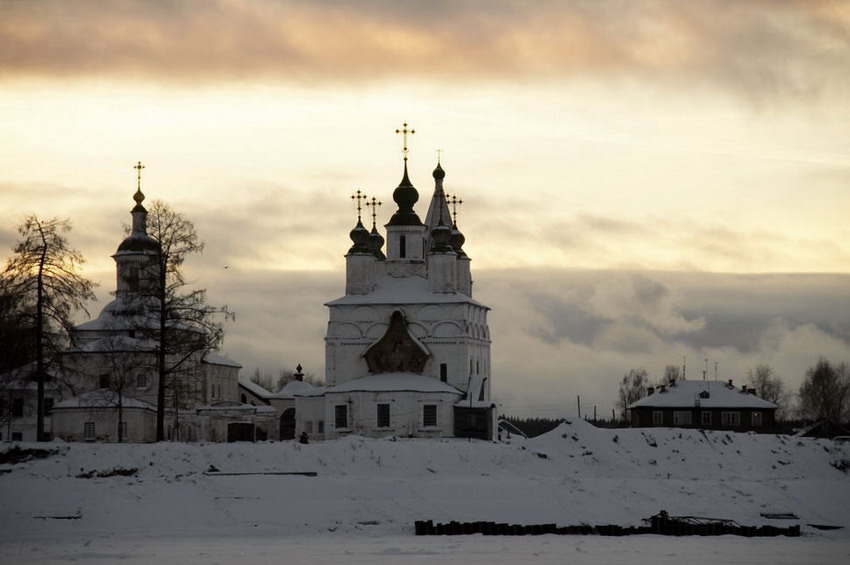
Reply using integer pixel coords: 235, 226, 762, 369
647, 386, 655, 395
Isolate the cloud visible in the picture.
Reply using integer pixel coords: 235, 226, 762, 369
1, 0, 848, 101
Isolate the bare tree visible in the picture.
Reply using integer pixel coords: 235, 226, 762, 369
799, 358, 850, 425
141, 201, 233, 441
1, 216, 96, 441
617, 368, 649, 421
663, 365, 681, 382
746, 364, 790, 420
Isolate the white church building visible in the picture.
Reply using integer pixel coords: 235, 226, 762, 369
292, 144, 496, 441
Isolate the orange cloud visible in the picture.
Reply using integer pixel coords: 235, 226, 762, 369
1, 0, 847, 100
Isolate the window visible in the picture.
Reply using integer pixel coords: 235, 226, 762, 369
423, 405, 437, 427
722, 411, 741, 426
12, 432, 22, 442
652, 410, 663, 426
84, 422, 96, 440
377, 404, 390, 428
99, 374, 110, 389
12, 398, 24, 417
440, 363, 448, 383
335, 405, 348, 429
701, 411, 712, 426
126, 265, 139, 291
137, 373, 148, 389
399, 235, 407, 258
752, 412, 763, 427
241, 394, 247, 403
318, 420, 325, 434
44, 398, 54, 415
673, 411, 692, 425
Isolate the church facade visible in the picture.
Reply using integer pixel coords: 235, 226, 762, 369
294, 148, 496, 441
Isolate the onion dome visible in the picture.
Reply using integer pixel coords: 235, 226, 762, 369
347, 219, 371, 254
116, 184, 161, 254
450, 223, 467, 258
429, 218, 454, 254
368, 225, 386, 260
387, 162, 423, 226
433, 162, 445, 180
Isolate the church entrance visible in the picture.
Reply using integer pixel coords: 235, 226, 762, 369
280, 408, 296, 440
227, 422, 256, 442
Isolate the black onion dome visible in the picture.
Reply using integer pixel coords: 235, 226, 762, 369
432, 162, 445, 180
348, 220, 371, 254
116, 234, 161, 254
369, 225, 386, 260
451, 225, 467, 258
387, 162, 423, 226
430, 220, 454, 254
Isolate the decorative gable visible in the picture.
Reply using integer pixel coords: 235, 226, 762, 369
364, 310, 430, 373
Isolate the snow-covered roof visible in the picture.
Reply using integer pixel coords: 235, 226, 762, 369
74, 296, 161, 332
238, 379, 273, 400
70, 334, 158, 353
193, 404, 276, 414
628, 380, 778, 410
54, 390, 156, 410
326, 275, 487, 308
202, 351, 242, 368
326, 372, 462, 395
268, 379, 316, 399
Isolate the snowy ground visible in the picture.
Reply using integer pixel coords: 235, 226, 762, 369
1, 420, 849, 564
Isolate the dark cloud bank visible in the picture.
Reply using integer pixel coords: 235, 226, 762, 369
181, 267, 850, 418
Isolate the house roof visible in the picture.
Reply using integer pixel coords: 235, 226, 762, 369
628, 380, 778, 410
325, 372, 463, 395
326, 275, 487, 308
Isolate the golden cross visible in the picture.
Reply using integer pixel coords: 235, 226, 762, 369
395, 122, 415, 160
351, 189, 367, 221
447, 194, 463, 225
134, 161, 145, 191
365, 196, 382, 228
436, 149, 443, 164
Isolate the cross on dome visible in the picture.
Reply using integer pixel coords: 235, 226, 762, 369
446, 194, 463, 226
395, 122, 415, 161
365, 196, 382, 229
351, 189, 367, 222
133, 161, 146, 204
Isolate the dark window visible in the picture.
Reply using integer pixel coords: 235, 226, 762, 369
440, 363, 448, 383
99, 374, 110, 389
240, 394, 247, 403
701, 411, 712, 425
423, 405, 437, 427
44, 398, 54, 415
335, 405, 348, 429
318, 420, 325, 434
752, 412, 763, 427
137, 373, 148, 389
652, 410, 663, 426
126, 265, 139, 291
722, 411, 741, 426
12, 432, 22, 442
377, 404, 390, 428
128, 330, 136, 338
84, 422, 95, 440
12, 398, 24, 417
399, 235, 407, 258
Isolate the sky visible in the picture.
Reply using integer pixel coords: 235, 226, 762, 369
1, 0, 849, 418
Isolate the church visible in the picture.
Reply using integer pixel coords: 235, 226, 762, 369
4, 172, 275, 443
288, 129, 497, 441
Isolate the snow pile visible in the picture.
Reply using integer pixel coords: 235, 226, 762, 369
0, 421, 848, 562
